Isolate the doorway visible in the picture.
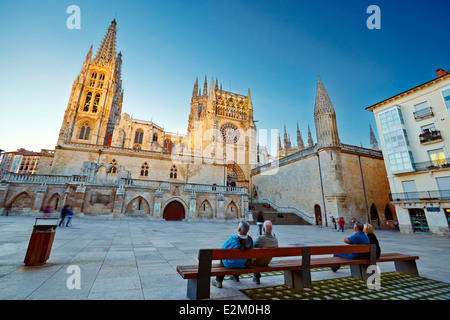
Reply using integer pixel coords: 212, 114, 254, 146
408, 208, 429, 232
314, 204, 322, 226
163, 201, 185, 221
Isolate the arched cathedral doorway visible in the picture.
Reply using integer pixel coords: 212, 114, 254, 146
163, 201, 185, 221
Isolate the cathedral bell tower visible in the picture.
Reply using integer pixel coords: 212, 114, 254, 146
187, 75, 257, 187
313, 77, 345, 222
58, 19, 123, 147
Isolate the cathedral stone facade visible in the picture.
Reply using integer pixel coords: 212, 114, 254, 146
0, 20, 395, 226
251, 78, 396, 227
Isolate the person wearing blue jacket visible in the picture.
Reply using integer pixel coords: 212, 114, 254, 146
212, 220, 254, 288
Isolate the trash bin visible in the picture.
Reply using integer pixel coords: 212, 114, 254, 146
24, 218, 59, 266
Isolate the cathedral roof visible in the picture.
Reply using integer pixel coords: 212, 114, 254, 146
314, 76, 336, 116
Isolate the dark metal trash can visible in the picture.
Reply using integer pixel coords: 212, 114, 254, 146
24, 218, 59, 266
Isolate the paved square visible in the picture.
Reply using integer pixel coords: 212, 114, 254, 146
0, 216, 449, 300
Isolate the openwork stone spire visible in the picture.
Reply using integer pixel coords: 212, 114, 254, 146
314, 76, 335, 116
369, 124, 379, 150
94, 19, 117, 65
313, 76, 340, 148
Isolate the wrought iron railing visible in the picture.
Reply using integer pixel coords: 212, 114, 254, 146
419, 130, 442, 143
414, 158, 450, 172
413, 107, 433, 120
389, 189, 450, 201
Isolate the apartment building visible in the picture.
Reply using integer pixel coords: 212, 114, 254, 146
367, 68, 450, 235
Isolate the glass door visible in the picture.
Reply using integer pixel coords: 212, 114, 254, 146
408, 209, 429, 232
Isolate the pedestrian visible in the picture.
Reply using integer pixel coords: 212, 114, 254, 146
331, 222, 370, 272
43, 205, 53, 217
58, 204, 69, 227
212, 220, 254, 288
251, 221, 278, 284
65, 206, 74, 227
338, 217, 345, 232
331, 216, 337, 230
256, 212, 264, 236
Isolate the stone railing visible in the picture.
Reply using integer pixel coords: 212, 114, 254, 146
1, 172, 85, 184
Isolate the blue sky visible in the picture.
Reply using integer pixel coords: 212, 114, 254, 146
0, 0, 449, 153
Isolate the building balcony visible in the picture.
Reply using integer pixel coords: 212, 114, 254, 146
414, 107, 434, 120
419, 130, 442, 144
414, 158, 450, 172
389, 189, 450, 202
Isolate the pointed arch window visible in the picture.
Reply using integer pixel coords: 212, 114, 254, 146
83, 92, 92, 111
92, 93, 100, 113
140, 162, 149, 177
79, 124, 91, 140
170, 165, 177, 179
97, 74, 105, 89
134, 129, 144, 144
108, 159, 118, 174
89, 72, 97, 87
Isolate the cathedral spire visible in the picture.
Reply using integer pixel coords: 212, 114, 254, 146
203, 75, 208, 96
283, 124, 288, 149
208, 77, 216, 101
94, 19, 118, 65
307, 125, 314, 148
297, 121, 304, 150
192, 77, 198, 98
313, 76, 340, 148
369, 124, 379, 150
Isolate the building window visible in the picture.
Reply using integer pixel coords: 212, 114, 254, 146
79, 124, 91, 140
413, 101, 433, 120
440, 85, 450, 115
164, 139, 173, 153
428, 148, 446, 166
134, 129, 144, 144
97, 74, 105, 89
140, 162, 149, 177
108, 159, 118, 174
92, 93, 100, 113
378, 106, 414, 174
152, 133, 158, 142
170, 165, 177, 179
83, 92, 92, 111
89, 72, 97, 87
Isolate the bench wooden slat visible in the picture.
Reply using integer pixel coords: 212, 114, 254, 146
310, 244, 371, 255
209, 247, 303, 260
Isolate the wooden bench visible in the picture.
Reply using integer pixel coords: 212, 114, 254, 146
177, 244, 419, 300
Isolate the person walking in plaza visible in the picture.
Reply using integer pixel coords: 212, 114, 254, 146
338, 217, 345, 232
331, 222, 370, 272
364, 223, 381, 259
256, 212, 264, 236
331, 216, 337, 230
65, 205, 74, 227
212, 220, 254, 288
58, 204, 69, 227
251, 220, 278, 284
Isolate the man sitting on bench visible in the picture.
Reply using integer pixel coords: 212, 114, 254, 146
212, 220, 254, 288
331, 222, 369, 272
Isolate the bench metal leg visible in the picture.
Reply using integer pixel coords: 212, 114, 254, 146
394, 260, 419, 276
351, 264, 374, 281
284, 270, 309, 290
187, 277, 210, 300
